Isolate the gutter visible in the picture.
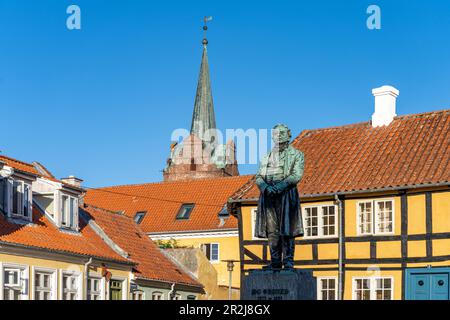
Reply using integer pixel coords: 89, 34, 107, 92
0, 240, 135, 266
229, 182, 450, 204
84, 257, 93, 300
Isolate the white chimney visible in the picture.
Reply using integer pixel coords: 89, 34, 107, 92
61, 175, 83, 188
371, 85, 399, 127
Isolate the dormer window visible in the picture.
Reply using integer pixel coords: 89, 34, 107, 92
0, 178, 32, 221
60, 194, 78, 230
12, 181, 31, 219
133, 211, 146, 224
176, 204, 194, 220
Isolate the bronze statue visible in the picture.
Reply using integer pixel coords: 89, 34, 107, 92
255, 124, 305, 270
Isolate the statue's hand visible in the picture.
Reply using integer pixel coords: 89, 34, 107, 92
265, 185, 276, 195
272, 181, 289, 194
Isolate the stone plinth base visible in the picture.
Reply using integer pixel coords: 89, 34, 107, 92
241, 269, 316, 300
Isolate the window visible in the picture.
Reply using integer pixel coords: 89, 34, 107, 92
0, 178, 7, 214
303, 205, 337, 238
10, 180, 31, 219
133, 211, 146, 224
171, 293, 181, 300
176, 204, 194, 220
353, 277, 393, 300
131, 290, 144, 300
62, 273, 80, 300
317, 277, 337, 300
3, 267, 27, 300
87, 277, 103, 300
187, 295, 196, 300
218, 205, 229, 217
152, 291, 163, 300
34, 270, 55, 300
61, 194, 78, 229
201, 243, 219, 263
357, 199, 394, 235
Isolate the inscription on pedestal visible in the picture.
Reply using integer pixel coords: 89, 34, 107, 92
242, 269, 316, 300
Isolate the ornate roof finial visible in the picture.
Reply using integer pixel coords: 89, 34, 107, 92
202, 16, 213, 46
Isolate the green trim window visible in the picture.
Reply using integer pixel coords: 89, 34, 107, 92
109, 280, 123, 300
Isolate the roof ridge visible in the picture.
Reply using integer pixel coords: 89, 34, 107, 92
0, 154, 35, 168
94, 174, 253, 190
292, 108, 450, 143
84, 204, 126, 217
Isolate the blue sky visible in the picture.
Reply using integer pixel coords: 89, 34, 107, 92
1, 0, 449, 187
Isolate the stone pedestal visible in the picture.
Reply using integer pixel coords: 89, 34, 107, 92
241, 269, 316, 300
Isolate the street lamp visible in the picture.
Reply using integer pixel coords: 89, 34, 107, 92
222, 259, 239, 300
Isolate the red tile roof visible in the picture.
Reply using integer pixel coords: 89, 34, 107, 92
231, 109, 450, 201
83, 205, 203, 288
85, 175, 251, 233
0, 155, 40, 176
0, 206, 131, 264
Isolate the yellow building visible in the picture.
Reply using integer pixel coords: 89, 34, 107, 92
229, 102, 450, 300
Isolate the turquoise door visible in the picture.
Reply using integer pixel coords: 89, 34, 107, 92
406, 268, 450, 300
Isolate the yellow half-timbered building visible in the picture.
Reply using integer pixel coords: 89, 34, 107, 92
229, 96, 450, 300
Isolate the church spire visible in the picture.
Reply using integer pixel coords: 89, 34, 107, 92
190, 17, 216, 140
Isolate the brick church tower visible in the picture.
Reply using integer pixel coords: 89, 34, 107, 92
163, 21, 239, 182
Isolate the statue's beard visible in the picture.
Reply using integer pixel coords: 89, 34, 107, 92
273, 141, 289, 152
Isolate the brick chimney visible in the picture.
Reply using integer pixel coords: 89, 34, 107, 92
371, 85, 399, 127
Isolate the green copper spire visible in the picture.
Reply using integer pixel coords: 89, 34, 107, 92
190, 18, 216, 140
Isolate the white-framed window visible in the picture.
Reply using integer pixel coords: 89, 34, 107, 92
152, 291, 163, 300
60, 194, 78, 230
357, 199, 394, 235
303, 204, 337, 238
33, 268, 57, 300
171, 293, 181, 300
87, 277, 103, 300
131, 290, 145, 300
187, 295, 196, 300
352, 277, 393, 300
9, 180, 32, 220
1, 264, 29, 300
61, 272, 81, 300
0, 178, 8, 214
251, 208, 266, 240
317, 277, 337, 300
201, 243, 219, 263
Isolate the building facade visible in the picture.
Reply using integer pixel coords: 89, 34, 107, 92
229, 87, 450, 300
0, 155, 203, 300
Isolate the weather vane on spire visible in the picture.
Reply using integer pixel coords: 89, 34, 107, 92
202, 16, 213, 46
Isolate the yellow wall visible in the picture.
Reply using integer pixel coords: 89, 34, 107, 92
0, 252, 131, 300
171, 235, 241, 289
238, 190, 450, 300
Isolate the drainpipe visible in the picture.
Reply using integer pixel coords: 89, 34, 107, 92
168, 282, 176, 300
84, 257, 93, 300
334, 194, 344, 300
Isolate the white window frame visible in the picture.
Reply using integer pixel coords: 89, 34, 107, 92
60, 193, 79, 230
356, 199, 395, 236
60, 271, 82, 300
302, 204, 338, 239
251, 208, 266, 240
152, 291, 164, 300
131, 290, 145, 300
317, 276, 337, 300
32, 267, 57, 300
8, 179, 32, 221
0, 263, 29, 300
352, 276, 394, 300
87, 275, 105, 300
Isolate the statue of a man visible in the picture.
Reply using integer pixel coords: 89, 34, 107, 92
255, 124, 305, 270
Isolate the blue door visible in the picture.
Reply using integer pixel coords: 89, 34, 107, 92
406, 268, 450, 300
